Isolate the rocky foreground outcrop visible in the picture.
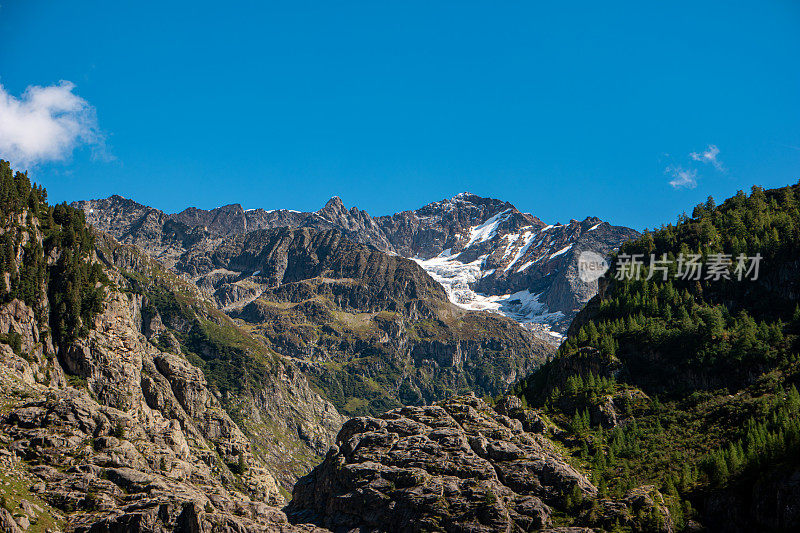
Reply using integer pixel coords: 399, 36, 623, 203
286, 395, 673, 533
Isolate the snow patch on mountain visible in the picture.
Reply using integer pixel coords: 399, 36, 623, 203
413, 252, 486, 307
516, 260, 536, 272
466, 209, 513, 246
549, 244, 573, 259
494, 290, 565, 327
501, 233, 522, 259
413, 251, 564, 342
504, 231, 537, 271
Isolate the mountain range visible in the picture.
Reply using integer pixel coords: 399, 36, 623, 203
74, 192, 639, 342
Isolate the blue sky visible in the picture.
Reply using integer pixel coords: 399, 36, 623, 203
1, 1, 798, 230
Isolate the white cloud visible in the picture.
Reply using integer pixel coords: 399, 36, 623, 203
665, 143, 723, 189
0, 81, 106, 169
667, 166, 697, 189
690, 144, 723, 171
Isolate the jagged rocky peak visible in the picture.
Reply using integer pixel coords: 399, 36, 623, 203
314, 195, 395, 251
412, 191, 539, 230
75, 194, 166, 233
320, 195, 345, 211
375, 192, 544, 262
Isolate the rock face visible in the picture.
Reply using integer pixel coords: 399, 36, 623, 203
286, 395, 672, 533
74, 193, 638, 339
175, 226, 448, 311
95, 233, 347, 491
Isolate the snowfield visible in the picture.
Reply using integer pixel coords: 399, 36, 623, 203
413, 251, 564, 343
466, 209, 513, 246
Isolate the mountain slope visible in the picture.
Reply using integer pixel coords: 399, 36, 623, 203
95, 232, 346, 492
513, 182, 800, 531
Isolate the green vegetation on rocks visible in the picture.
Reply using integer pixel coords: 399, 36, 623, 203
514, 181, 800, 531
